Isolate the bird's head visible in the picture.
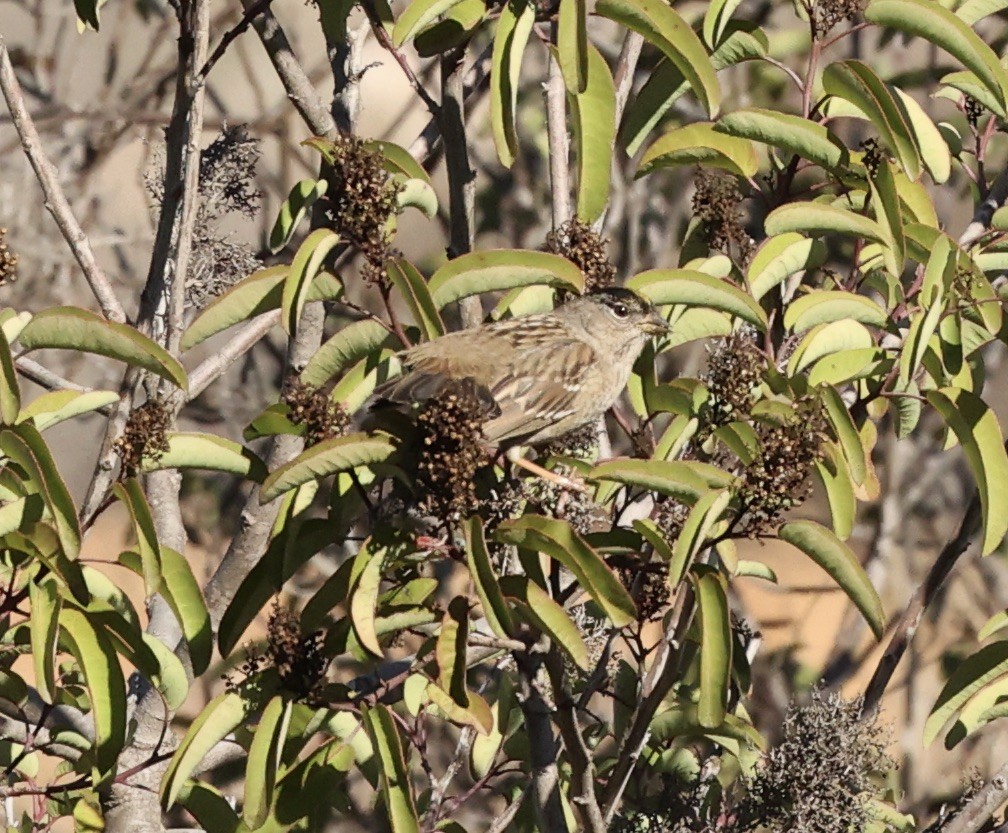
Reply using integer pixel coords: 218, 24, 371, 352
559, 286, 669, 351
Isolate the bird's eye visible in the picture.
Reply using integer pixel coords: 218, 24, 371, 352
610, 302, 629, 318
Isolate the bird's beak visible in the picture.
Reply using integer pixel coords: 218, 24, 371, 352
642, 309, 671, 336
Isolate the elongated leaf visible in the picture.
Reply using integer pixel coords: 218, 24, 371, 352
814, 444, 856, 541
669, 489, 730, 586
489, 0, 535, 167
865, 0, 1008, 116
177, 783, 242, 833
595, 0, 720, 117
779, 520, 884, 638
182, 266, 287, 350
414, 0, 485, 55
500, 575, 589, 668
926, 388, 1008, 555
590, 458, 732, 503
429, 250, 584, 308
113, 478, 162, 596
363, 705, 421, 833
141, 432, 267, 481
0, 329, 18, 425
558, 0, 588, 93
869, 159, 906, 276
18, 390, 118, 431
437, 596, 471, 708
243, 695, 292, 828
820, 386, 868, 486
269, 179, 328, 253
59, 608, 126, 777
570, 45, 616, 224
765, 202, 886, 244
746, 234, 826, 300
29, 577, 60, 703
387, 259, 445, 341
955, 0, 1008, 24
495, 515, 636, 626
0, 494, 43, 538
464, 517, 515, 639
260, 433, 397, 503
703, 0, 744, 47
716, 108, 848, 171
893, 87, 951, 184
639, 122, 758, 178
18, 308, 187, 390
692, 567, 731, 728
628, 269, 767, 330
301, 319, 394, 388
350, 543, 385, 656
784, 290, 888, 332
924, 641, 1008, 745
283, 229, 340, 336
393, 0, 465, 45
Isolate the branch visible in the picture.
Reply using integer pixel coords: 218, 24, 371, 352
960, 170, 1008, 248
195, 0, 273, 89
516, 653, 568, 833
0, 37, 126, 324
940, 761, 1008, 833
544, 26, 572, 228
362, 0, 441, 118
611, 31, 644, 125
186, 310, 279, 400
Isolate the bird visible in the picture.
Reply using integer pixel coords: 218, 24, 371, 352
376, 286, 669, 484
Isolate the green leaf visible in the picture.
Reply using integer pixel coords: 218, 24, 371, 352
784, 291, 888, 333
926, 388, 1008, 555
0, 329, 19, 425
112, 478, 162, 596
764, 202, 886, 244
429, 250, 585, 308
669, 490, 730, 587
387, 259, 445, 341
393, 0, 466, 45
437, 596, 470, 705
924, 641, 1008, 746
570, 45, 616, 224
301, 319, 394, 388
807, 347, 891, 386
363, 705, 421, 833
981, 609, 1008, 641
499, 575, 589, 669
869, 160, 906, 276
628, 268, 767, 330
283, 229, 340, 336
269, 179, 328, 253
18, 307, 187, 391
692, 567, 731, 729
120, 547, 212, 676
779, 520, 885, 638
350, 543, 385, 657
414, 0, 485, 56
162, 685, 264, 810
176, 783, 242, 833
595, 0, 720, 117
715, 108, 848, 171
865, 0, 1008, 116
141, 432, 268, 481
823, 60, 923, 179
622, 25, 766, 156
489, 0, 535, 167
464, 517, 515, 639
59, 608, 126, 778
955, 0, 1008, 24
746, 234, 826, 300
820, 386, 868, 485
243, 695, 293, 829
702, 0, 744, 47
495, 515, 636, 627
813, 444, 856, 541
894, 87, 951, 184
0, 494, 43, 537
260, 433, 397, 503
29, 577, 60, 704
590, 458, 732, 503
558, 0, 588, 93
638, 122, 758, 178
17, 390, 118, 431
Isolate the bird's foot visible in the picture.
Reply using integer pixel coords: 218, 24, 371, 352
509, 454, 590, 494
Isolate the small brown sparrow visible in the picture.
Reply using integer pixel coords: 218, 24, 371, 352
378, 287, 669, 449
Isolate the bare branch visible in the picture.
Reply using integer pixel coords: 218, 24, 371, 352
186, 310, 279, 400
195, 0, 273, 90
0, 37, 127, 324
939, 761, 1008, 833
362, 0, 441, 118
544, 29, 572, 228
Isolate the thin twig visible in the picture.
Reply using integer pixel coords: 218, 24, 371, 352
0, 37, 126, 324
362, 0, 441, 118
544, 25, 572, 228
194, 0, 273, 89
186, 311, 280, 400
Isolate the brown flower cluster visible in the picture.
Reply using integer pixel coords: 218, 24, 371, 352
0, 228, 18, 286
282, 379, 349, 446
617, 559, 670, 621
701, 328, 765, 433
416, 379, 490, 521
545, 218, 617, 292
692, 169, 754, 264
654, 498, 688, 544
113, 400, 171, 477
322, 135, 400, 286
736, 401, 827, 536
812, 0, 865, 38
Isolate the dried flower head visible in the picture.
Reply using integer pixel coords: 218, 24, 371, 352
522, 465, 604, 535
701, 327, 765, 432
737, 400, 827, 536
564, 605, 619, 682
321, 136, 400, 287
737, 687, 894, 833
611, 765, 724, 833
199, 124, 262, 219
545, 218, 618, 292
654, 499, 689, 544
0, 228, 18, 286
416, 379, 490, 521
544, 422, 600, 460
282, 379, 349, 446
617, 559, 670, 621
266, 601, 327, 700
692, 169, 754, 264
812, 0, 865, 38
113, 400, 171, 477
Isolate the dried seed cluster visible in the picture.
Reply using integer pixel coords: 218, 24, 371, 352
564, 605, 620, 683
322, 136, 400, 286
545, 218, 617, 292
692, 169, 754, 264
199, 124, 262, 219
611, 767, 723, 833
0, 228, 18, 286
282, 379, 349, 446
654, 498, 688, 544
544, 422, 601, 460
812, 0, 865, 38
701, 328, 765, 432
617, 560, 670, 621
965, 95, 985, 128
737, 401, 827, 536
736, 687, 894, 833
266, 602, 327, 700
416, 379, 490, 521
522, 467, 604, 535
113, 400, 171, 477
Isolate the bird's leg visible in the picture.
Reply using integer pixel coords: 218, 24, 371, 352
504, 446, 590, 494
